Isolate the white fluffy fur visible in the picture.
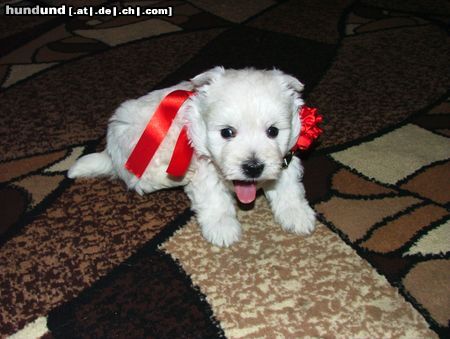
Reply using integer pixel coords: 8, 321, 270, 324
68, 67, 316, 247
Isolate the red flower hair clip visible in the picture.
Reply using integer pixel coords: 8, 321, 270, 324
294, 106, 323, 151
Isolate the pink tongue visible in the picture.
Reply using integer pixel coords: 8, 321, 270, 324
234, 181, 257, 204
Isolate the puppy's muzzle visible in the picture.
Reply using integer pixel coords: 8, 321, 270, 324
242, 159, 264, 179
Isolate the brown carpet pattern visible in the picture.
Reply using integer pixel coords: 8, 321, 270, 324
1, 0, 449, 338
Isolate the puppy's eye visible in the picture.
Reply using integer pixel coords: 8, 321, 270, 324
220, 127, 236, 139
266, 126, 279, 138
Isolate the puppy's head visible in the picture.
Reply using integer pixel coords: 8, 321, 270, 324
187, 67, 304, 203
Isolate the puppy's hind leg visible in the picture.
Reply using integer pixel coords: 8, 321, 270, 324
264, 157, 316, 235
185, 161, 241, 247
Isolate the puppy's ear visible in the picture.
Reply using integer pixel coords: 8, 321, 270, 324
270, 69, 304, 93
185, 97, 209, 157
285, 76, 304, 93
186, 67, 225, 157
270, 70, 305, 150
288, 106, 302, 151
191, 66, 225, 89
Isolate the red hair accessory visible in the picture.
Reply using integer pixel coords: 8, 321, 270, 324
294, 106, 323, 151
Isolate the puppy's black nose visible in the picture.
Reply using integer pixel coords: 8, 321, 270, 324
242, 159, 264, 178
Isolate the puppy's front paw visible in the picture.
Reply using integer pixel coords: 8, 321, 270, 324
277, 202, 316, 236
201, 216, 242, 247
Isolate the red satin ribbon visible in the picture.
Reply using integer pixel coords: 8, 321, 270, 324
166, 126, 193, 176
294, 106, 323, 151
125, 90, 194, 178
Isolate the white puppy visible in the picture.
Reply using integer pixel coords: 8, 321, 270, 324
68, 67, 316, 247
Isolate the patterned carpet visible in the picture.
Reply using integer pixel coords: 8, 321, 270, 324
1, 0, 449, 338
